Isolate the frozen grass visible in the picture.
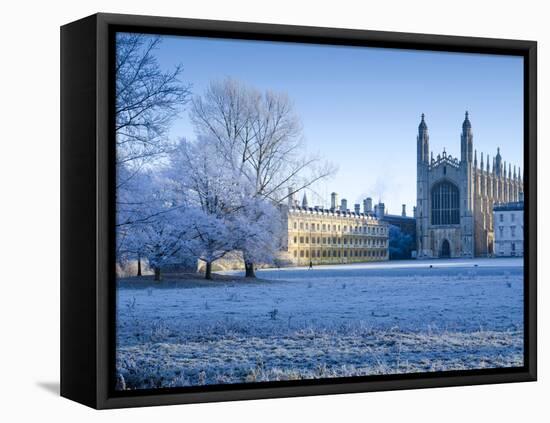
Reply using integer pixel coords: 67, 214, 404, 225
116, 258, 524, 390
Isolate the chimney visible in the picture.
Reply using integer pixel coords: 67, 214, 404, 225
331, 192, 338, 210
341, 198, 348, 212
354, 203, 361, 214
402, 204, 407, 217
376, 202, 385, 218
364, 197, 373, 213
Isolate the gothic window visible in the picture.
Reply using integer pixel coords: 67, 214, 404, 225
431, 181, 460, 225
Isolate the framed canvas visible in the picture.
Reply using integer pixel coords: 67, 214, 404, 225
60, 13, 537, 409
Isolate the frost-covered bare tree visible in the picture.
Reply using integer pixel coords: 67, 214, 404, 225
167, 137, 244, 279
190, 79, 255, 169
115, 33, 191, 261
118, 172, 188, 281
115, 161, 189, 268
191, 78, 335, 276
231, 197, 283, 272
115, 33, 191, 171
132, 208, 186, 281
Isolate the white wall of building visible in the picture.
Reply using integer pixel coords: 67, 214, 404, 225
494, 207, 524, 257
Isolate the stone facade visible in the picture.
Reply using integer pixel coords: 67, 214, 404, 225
493, 200, 524, 257
281, 193, 389, 266
416, 112, 523, 258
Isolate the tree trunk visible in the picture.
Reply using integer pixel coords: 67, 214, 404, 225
154, 267, 161, 281
136, 254, 142, 277
205, 262, 212, 280
245, 261, 256, 278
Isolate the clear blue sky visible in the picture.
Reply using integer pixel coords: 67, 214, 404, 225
146, 33, 524, 215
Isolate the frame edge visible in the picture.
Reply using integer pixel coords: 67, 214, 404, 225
60, 14, 100, 409
66, 12, 538, 409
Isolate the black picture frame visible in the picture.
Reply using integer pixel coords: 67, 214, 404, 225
61, 12, 537, 409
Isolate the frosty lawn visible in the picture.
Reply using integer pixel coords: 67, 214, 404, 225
116, 258, 524, 390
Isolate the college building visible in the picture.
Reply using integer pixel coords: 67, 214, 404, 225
493, 197, 524, 257
415, 112, 524, 258
281, 191, 389, 266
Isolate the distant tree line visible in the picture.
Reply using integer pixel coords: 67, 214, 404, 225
388, 224, 414, 260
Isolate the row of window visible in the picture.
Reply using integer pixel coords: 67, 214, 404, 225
497, 225, 523, 238
292, 221, 385, 235
293, 249, 387, 258
498, 213, 518, 223
498, 241, 523, 255
293, 236, 386, 247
